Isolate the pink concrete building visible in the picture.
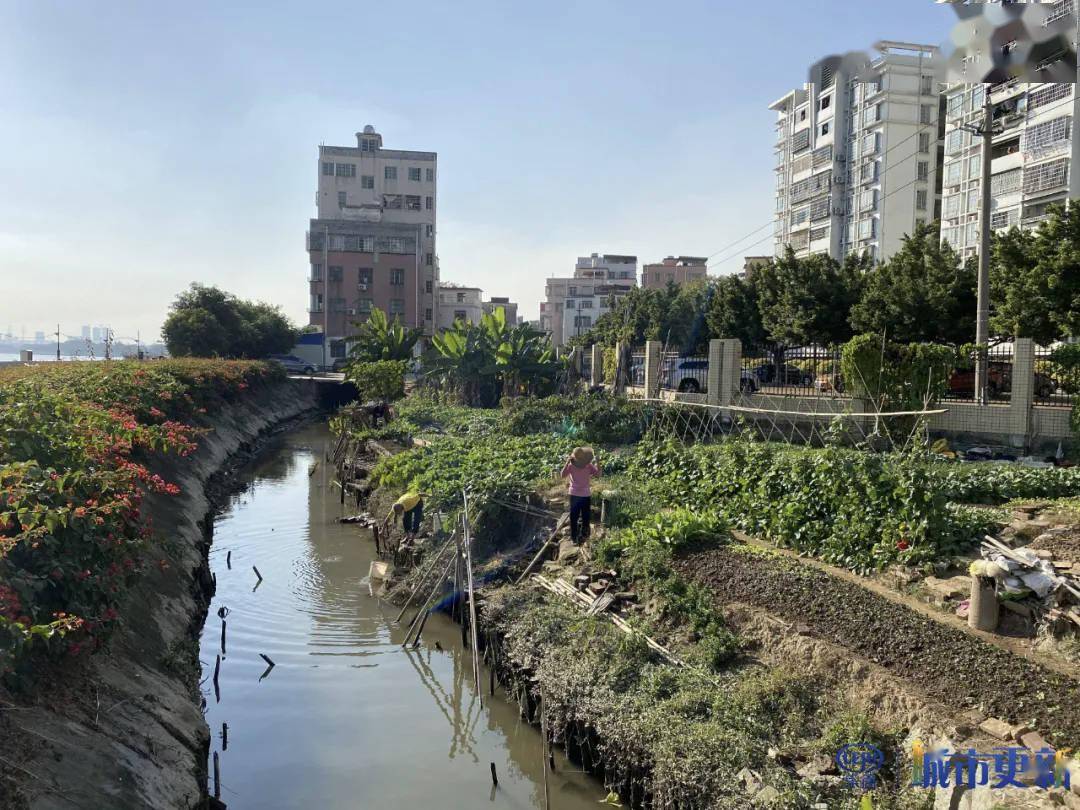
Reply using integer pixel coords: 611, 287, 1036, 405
641, 256, 708, 289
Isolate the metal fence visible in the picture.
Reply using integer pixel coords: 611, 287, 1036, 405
630, 350, 645, 387
741, 344, 844, 397
580, 352, 592, 382
1034, 345, 1075, 407
941, 344, 1012, 404
660, 353, 709, 393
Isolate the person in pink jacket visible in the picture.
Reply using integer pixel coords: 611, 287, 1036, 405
560, 446, 600, 543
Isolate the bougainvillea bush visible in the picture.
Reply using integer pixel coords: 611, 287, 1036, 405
0, 359, 281, 676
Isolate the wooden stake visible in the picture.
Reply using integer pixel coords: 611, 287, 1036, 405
490, 762, 498, 786
220, 620, 226, 656
393, 531, 458, 622
226, 550, 231, 570
213, 654, 221, 688
221, 722, 228, 751
252, 566, 263, 582
461, 493, 483, 706
213, 752, 220, 800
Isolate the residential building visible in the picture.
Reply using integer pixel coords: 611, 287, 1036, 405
308, 125, 438, 361
483, 296, 520, 325
540, 254, 638, 347
940, 77, 1080, 258
771, 42, 942, 264
437, 284, 484, 329
742, 256, 771, 279
641, 256, 708, 289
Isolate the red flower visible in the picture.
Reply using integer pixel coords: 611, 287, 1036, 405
896, 540, 909, 550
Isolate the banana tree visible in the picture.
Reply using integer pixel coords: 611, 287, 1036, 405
346, 307, 421, 361
496, 323, 558, 397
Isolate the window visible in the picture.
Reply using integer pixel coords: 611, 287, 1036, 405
1023, 158, 1069, 195
859, 161, 878, 184
920, 104, 933, 125
944, 161, 963, 186
455, 292, 465, 303
310, 263, 323, 281
967, 155, 981, 181
322, 162, 334, 176
799, 109, 807, 121
405, 195, 422, 210
812, 145, 832, 168
426, 168, 434, 182
920, 75, 934, 95
361, 175, 374, 189
970, 84, 985, 110
916, 189, 928, 211
991, 208, 1019, 230
918, 132, 931, 154
820, 95, 831, 111
946, 93, 966, 120
991, 168, 1022, 196
1028, 83, 1071, 112
385, 166, 397, 180
580, 300, 593, 309
859, 188, 877, 213
862, 132, 879, 155
809, 196, 831, 221
574, 316, 592, 329
328, 266, 343, 282
408, 167, 421, 182
425, 224, 434, 237
358, 269, 372, 288
857, 217, 876, 240
945, 129, 966, 155
791, 127, 811, 153
357, 298, 373, 314
944, 194, 962, 219
390, 299, 405, 315
967, 187, 979, 214
820, 122, 830, 136
338, 191, 347, 208
454, 309, 467, 321
568, 286, 577, 296
335, 163, 356, 178
425, 280, 433, 293
360, 138, 379, 152
425, 196, 433, 210
425, 308, 433, 321
1023, 116, 1072, 153
790, 205, 810, 227
425, 252, 433, 266
383, 194, 403, 210
330, 296, 347, 313
565, 300, 575, 309
390, 269, 405, 286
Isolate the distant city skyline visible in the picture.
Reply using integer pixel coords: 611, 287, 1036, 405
1, 1, 955, 338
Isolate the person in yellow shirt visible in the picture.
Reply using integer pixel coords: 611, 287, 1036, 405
383, 491, 424, 539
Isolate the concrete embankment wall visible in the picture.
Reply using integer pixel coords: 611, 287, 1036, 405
12, 379, 319, 810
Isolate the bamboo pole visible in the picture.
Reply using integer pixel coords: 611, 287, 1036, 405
402, 553, 456, 647
462, 491, 483, 706
393, 529, 459, 622
515, 513, 570, 585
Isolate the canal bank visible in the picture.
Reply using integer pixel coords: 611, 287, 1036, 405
5, 379, 318, 810
200, 423, 602, 809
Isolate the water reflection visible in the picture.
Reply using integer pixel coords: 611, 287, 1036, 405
200, 423, 601, 809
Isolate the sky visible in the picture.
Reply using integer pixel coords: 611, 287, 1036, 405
0, 0, 957, 342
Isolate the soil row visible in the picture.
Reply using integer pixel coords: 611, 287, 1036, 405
674, 544, 1080, 749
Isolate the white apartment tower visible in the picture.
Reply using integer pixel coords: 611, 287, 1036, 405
940, 75, 1080, 257
771, 43, 943, 264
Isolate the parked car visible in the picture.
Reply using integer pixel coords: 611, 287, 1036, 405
662, 358, 708, 393
750, 362, 814, 387
947, 362, 1011, 396
268, 354, 317, 375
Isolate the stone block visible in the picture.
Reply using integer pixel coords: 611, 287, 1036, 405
1019, 730, 1050, 752
925, 575, 972, 602
978, 717, 1013, 740
753, 785, 780, 804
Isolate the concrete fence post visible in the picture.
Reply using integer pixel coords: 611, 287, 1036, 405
707, 339, 723, 406
644, 340, 662, 399
590, 344, 603, 387
613, 340, 627, 392
1010, 338, 1035, 448
719, 339, 742, 407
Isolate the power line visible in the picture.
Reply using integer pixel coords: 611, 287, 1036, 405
705, 88, 1078, 272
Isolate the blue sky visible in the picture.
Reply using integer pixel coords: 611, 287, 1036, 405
0, 1, 955, 341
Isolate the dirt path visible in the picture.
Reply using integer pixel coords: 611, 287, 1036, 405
674, 543, 1080, 750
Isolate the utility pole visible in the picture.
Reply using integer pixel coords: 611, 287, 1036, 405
323, 224, 330, 371
55, 324, 60, 361
961, 84, 998, 405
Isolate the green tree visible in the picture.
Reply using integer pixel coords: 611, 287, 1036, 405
161, 284, 297, 358
991, 204, 1080, 343
705, 274, 765, 346
346, 307, 421, 361
755, 249, 862, 346
849, 222, 976, 345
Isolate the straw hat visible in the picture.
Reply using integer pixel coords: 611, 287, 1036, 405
571, 446, 595, 466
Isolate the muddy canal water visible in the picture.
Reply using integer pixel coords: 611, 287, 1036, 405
200, 424, 601, 809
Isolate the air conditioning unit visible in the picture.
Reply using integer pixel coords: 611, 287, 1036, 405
358, 282, 368, 291
346, 308, 357, 316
